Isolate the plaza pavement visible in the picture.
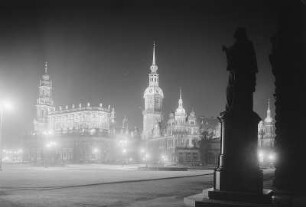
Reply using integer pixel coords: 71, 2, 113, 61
0, 164, 274, 207
0, 163, 212, 189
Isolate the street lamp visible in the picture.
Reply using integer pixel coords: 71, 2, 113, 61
45, 141, 57, 149
145, 153, 150, 168
44, 139, 57, 167
93, 148, 99, 154
161, 154, 168, 166
42, 130, 56, 167
92, 148, 99, 161
0, 100, 14, 171
258, 150, 264, 162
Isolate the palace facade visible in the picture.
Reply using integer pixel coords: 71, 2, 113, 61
257, 100, 276, 166
142, 44, 204, 166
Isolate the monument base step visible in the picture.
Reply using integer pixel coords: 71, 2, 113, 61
184, 188, 274, 207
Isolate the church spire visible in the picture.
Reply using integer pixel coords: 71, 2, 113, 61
152, 41, 156, 65
150, 42, 158, 73
265, 99, 273, 123
180, 88, 182, 100
44, 61, 48, 74
179, 88, 183, 107
175, 88, 186, 122
176, 88, 185, 114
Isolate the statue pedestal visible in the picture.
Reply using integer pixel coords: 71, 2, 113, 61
208, 110, 273, 204
184, 188, 273, 207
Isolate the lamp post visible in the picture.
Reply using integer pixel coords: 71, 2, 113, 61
122, 148, 127, 166
45, 140, 57, 167
0, 100, 13, 171
42, 130, 55, 167
145, 153, 150, 168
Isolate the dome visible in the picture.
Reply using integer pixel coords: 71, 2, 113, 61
189, 110, 196, 117
42, 73, 50, 81
42, 62, 49, 81
264, 116, 273, 123
175, 106, 186, 115
264, 99, 273, 123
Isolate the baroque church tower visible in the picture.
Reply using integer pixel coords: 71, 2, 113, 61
33, 62, 55, 134
175, 89, 187, 124
258, 99, 275, 148
263, 99, 275, 140
143, 43, 164, 139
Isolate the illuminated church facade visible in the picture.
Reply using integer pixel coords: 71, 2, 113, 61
143, 44, 202, 165
33, 63, 115, 136
26, 63, 118, 163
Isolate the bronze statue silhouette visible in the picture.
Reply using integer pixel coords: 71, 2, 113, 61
222, 27, 258, 112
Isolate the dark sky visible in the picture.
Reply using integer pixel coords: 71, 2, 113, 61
0, 0, 277, 146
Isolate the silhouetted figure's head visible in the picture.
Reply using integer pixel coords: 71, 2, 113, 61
234, 27, 248, 41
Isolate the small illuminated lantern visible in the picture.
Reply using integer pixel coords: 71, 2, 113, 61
258, 150, 264, 163
268, 153, 276, 162
1, 100, 14, 111
92, 148, 99, 154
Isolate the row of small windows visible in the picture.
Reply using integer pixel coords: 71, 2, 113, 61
149, 74, 158, 83
167, 120, 196, 126
52, 121, 109, 129
178, 152, 199, 162
50, 113, 108, 122
157, 138, 197, 149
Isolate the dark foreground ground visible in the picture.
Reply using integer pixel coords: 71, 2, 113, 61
0, 164, 274, 207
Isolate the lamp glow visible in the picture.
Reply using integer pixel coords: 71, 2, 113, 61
258, 150, 264, 163
1, 100, 14, 111
93, 148, 99, 153
268, 153, 276, 162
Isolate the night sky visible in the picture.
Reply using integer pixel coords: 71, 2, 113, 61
0, 0, 277, 146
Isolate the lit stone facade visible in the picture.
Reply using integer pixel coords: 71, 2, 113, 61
27, 63, 116, 164
48, 104, 115, 135
143, 44, 201, 165
33, 63, 115, 136
164, 91, 199, 138
142, 43, 164, 139
33, 62, 54, 134
258, 100, 275, 148
148, 92, 202, 165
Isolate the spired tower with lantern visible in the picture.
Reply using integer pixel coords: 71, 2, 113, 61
142, 43, 164, 139
33, 62, 55, 134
